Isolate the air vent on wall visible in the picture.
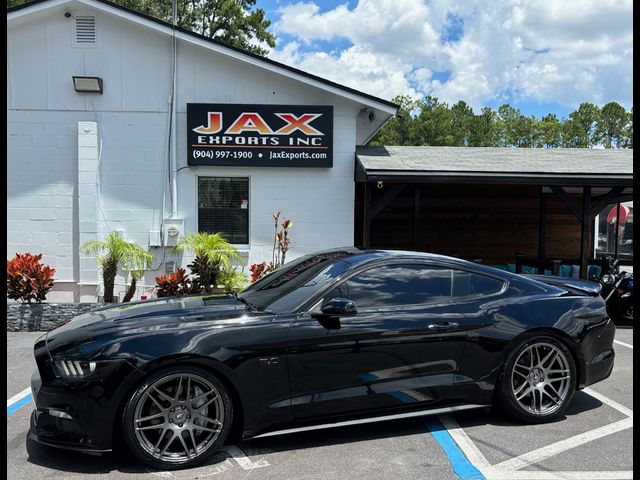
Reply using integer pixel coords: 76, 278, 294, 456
75, 15, 96, 45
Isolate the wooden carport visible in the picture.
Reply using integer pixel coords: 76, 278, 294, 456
355, 146, 633, 280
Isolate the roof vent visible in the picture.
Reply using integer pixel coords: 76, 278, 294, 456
74, 14, 96, 45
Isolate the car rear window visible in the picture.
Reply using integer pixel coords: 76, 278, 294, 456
451, 271, 504, 299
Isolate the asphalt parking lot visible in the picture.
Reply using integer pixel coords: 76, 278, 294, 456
7, 328, 633, 480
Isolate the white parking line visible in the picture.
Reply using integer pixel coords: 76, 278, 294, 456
6, 387, 31, 407
482, 467, 634, 479
493, 417, 633, 471
222, 445, 269, 470
438, 413, 492, 468
583, 387, 633, 418
614, 339, 633, 349
442, 387, 633, 480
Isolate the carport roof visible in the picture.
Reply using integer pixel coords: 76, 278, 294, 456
356, 146, 634, 186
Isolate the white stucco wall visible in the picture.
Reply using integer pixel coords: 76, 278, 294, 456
7, 6, 386, 302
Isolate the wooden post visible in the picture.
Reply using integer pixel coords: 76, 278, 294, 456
538, 189, 547, 259
579, 186, 592, 279
412, 185, 420, 249
363, 182, 371, 248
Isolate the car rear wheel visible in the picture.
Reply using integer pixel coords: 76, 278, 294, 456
496, 336, 576, 423
122, 366, 233, 470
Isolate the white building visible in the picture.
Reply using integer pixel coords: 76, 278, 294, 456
7, 0, 398, 302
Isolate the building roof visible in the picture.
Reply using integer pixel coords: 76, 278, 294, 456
356, 146, 634, 186
7, 0, 399, 115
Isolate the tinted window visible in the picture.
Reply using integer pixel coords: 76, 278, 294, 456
342, 264, 452, 309
240, 251, 352, 311
198, 177, 249, 244
451, 270, 504, 299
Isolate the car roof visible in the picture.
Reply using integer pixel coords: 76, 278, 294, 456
322, 247, 493, 270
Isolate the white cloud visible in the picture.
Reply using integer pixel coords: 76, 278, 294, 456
268, 0, 633, 112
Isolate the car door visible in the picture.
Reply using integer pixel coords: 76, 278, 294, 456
286, 261, 468, 420
447, 268, 509, 403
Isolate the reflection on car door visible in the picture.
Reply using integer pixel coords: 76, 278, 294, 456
286, 263, 468, 420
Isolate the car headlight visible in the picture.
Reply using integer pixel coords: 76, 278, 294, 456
52, 358, 125, 380
55, 360, 97, 378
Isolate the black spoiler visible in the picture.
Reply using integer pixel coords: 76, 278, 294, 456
522, 274, 602, 296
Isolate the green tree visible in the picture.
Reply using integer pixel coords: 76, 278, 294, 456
565, 102, 600, 147
496, 104, 537, 147
449, 100, 475, 146
80, 231, 153, 303
173, 232, 241, 293
8, 0, 276, 56
468, 107, 500, 146
414, 96, 455, 146
596, 102, 628, 148
619, 108, 633, 148
538, 114, 563, 148
369, 95, 419, 146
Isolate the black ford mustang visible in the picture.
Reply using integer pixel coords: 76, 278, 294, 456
29, 248, 615, 469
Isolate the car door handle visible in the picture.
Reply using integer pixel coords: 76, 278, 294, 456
428, 322, 459, 330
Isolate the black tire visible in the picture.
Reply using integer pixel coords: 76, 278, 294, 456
495, 335, 577, 423
122, 365, 233, 470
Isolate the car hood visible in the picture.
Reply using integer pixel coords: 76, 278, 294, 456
44, 294, 255, 358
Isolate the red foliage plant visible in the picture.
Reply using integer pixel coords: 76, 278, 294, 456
154, 268, 200, 297
249, 261, 267, 283
6, 253, 56, 303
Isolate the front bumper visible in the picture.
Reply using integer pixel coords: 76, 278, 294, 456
28, 359, 144, 453
28, 409, 111, 454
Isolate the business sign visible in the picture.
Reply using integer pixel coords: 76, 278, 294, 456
187, 104, 333, 167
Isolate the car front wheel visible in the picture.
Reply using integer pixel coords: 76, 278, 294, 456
497, 336, 577, 423
122, 365, 233, 470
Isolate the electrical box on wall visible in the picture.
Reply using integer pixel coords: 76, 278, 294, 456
162, 219, 184, 247
149, 230, 161, 247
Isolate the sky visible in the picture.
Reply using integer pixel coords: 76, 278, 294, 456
255, 0, 633, 118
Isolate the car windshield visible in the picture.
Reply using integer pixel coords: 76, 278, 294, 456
238, 251, 352, 312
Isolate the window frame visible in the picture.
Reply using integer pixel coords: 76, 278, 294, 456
299, 259, 509, 314
196, 174, 251, 247
450, 269, 508, 302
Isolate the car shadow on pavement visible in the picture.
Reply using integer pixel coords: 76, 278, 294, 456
24, 391, 605, 475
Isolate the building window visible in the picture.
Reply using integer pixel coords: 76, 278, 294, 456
198, 177, 249, 244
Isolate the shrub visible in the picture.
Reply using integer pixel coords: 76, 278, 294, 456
218, 267, 249, 292
249, 262, 268, 283
154, 268, 199, 298
80, 231, 152, 303
248, 212, 294, 284
173, 232, 241, 293
7, 253, 56, 303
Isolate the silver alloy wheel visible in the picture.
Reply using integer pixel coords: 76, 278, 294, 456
133, 373, 225, 463
510, 342, 571, 415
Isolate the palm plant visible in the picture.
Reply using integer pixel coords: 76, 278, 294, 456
80, 231, 153, 303
173, 232, 241, 293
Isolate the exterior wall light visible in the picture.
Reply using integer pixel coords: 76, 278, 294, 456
72, 76, 103, 94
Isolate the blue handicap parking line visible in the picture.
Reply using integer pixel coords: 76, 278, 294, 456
425, 415, 485, 480
7, 393, 33, 416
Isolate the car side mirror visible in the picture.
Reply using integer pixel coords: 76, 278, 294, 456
320, 297, 358, 317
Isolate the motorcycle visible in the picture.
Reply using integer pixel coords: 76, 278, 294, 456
600, 255, 634, 322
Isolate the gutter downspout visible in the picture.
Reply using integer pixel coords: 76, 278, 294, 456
170, 0, 178, 219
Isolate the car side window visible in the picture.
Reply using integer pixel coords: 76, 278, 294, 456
451, 270, 504, 299
342, 264, 453, 309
